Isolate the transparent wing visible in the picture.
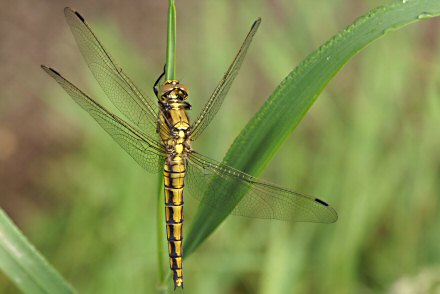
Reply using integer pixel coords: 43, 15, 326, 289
64, 7, 169, 138
190, 18, 261, 140
186, 151, 338, 223
42, 65, 166, 173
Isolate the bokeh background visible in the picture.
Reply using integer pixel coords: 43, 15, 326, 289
1, 0, 440, 293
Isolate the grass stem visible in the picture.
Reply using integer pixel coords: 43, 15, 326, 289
165, 0, 176, 81
156, 173, 166, 292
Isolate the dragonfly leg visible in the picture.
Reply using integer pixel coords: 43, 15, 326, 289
153, 64, 167, 97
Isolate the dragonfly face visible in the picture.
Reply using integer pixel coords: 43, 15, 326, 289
160, 80, 189, 102
41, 7, 337, 290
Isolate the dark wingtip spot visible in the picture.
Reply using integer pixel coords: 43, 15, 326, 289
50, 68, 61, 76
74, 11, 85, 22
252, 18, 262, 29
42, 66, 61, 76
315, 198, 329, 206
64, 7, 74, 15
41, 65, 52, 73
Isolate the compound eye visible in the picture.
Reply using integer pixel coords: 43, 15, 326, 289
179, 85, 188, 94
178, 87, 188, 100
160, 84, 174, 95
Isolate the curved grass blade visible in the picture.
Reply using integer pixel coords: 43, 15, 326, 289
0, 209, 74, 294
185, 0, 440, 256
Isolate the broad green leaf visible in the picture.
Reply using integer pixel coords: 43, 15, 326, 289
185, 0, 440, 256
0, 209, 74, 294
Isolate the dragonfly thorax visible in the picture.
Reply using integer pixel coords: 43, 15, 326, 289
165, 129, 191, 157
158, 80, 192, 157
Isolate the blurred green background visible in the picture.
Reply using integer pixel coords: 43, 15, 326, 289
1, 0, 440, 293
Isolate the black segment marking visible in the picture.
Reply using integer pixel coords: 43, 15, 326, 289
314, 198, 329, 206
164, 184, 185, 189
252, 18, 262, 30
167, 225, 176, 240
170, 259, 179, 269
166, 219, 183, 225
169, 242, 179, 257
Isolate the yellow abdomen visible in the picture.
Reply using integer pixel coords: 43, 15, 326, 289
163, 156, 186, 289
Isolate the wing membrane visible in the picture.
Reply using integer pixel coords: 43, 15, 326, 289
190, 18, 261, 140
42, 65, 166, 173
64, 7, 169, 138
186, 151, 337, 223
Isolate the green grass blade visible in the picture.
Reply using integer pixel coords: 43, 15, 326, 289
0, 209, 74, 294
185, 0, 440, 256
156, 173, 168, 293
165, 0, 176, 80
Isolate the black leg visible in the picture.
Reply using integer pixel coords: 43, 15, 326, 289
153, 64, 167, 97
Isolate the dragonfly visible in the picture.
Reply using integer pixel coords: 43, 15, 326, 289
41, 7, 338, 289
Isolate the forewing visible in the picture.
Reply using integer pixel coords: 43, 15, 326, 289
42, 65, 166, 173
186, 152, 337, 223
64, 7, 169, 138
190, 18, 261, 140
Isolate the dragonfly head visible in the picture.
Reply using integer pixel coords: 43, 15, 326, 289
160, 80, 189, 102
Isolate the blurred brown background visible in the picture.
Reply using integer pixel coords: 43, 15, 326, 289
0, 1, 170, 222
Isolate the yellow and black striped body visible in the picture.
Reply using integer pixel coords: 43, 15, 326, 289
159, 80, 191, 289
163, 159, 185, 289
